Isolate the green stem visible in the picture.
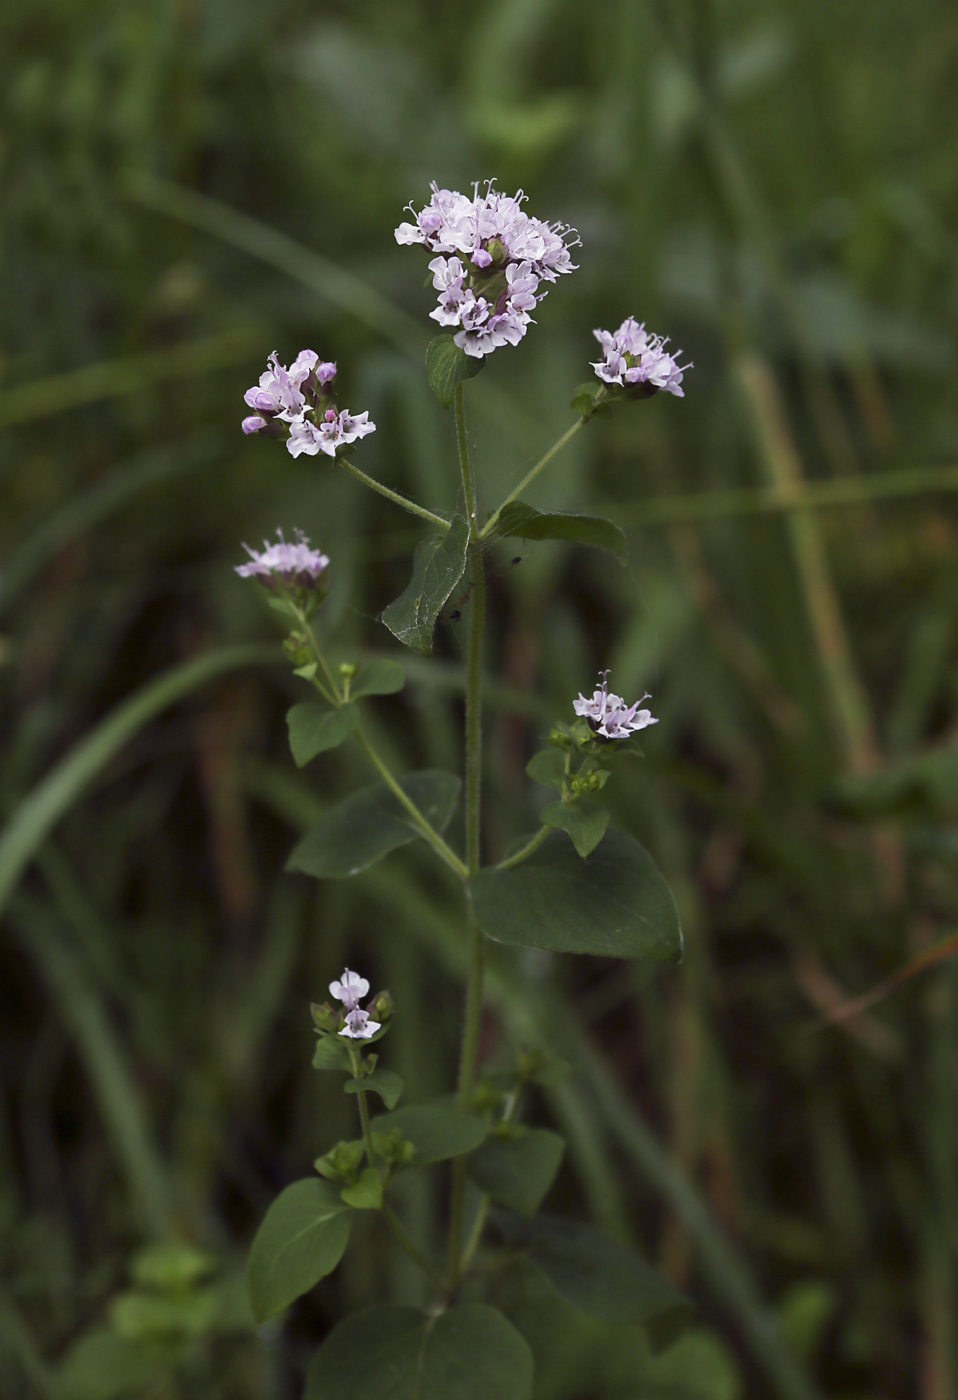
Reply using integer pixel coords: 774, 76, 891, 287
338, 458, 450, 531
480, 417, 585, 540
459, 1088, 522, 1275
354, 730, 468, 880
448, 384, 487, 1289
296, 612, 343, 703
382, 1203, 446, 1292
496, 824, 550, 870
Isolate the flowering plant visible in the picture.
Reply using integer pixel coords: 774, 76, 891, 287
240, 185, 691, 1400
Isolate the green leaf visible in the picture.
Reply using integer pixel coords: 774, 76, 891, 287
526, 749, 567, 789
494, 502, 627, 562
381, 516, 469, 656
246, 1179, 351, 1323
305, 1303, 533, 1400
60, 1329, 161, 1400
467, 1129, 565, 1215
371, 1100, 489, 1164
110, 1288, 219, 1341
287, 770, 461, 879
350, 658, 405, 699
494, 1211, 693, 1351
569, 382, 608, 420
346, 1068, 404, 1110
425, 335, 484, 409
541, 800, 610, 858
287, 703, 360, 767
472, 829, 682, 959
130, 1241, 214, 1291
313, 1035, 353, 1070
340, 1166, 383, 1210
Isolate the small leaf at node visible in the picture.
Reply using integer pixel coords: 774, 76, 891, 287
349, 658, 406, 699
382, 516, 469, 656
305, 1303, 533, 1400
526, 749, 567, 789
312, 1035, 352, 1071
472, 829, 682, 959
541, 799, 610, 858
287, 770, 461, 879
494, 1210, 694, 1351
426, 335, 484, 409
287, 703, 360, 767
371, 1099, 488, 1164
340, 1166, 383, 1210
494, 502, 627, 562
467, 1128, 565, 1215
345, 1068, 404, 1110
246, 1179, 351, 1323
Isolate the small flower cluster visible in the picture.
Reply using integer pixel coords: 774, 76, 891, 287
592, 317, 690, 398
242, 350, 375, 458
395, 182, 579, 358
235, 529, 329, 588
574, 672, 659, 740
329, 969, 381, 1040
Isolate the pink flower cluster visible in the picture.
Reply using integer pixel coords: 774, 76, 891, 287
241, 350, 375, 457
591, 318, 690, 398
330, 968, 381, 1041
574, 672, 659, 740
395, 182, 579, 358
235, 529, 329, 587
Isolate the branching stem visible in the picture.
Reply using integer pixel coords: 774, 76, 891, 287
338, 458, 450, 531
496, 824, 550, 870
480, 417, 585, 540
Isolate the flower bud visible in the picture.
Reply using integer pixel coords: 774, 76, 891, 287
369, 989, 393, 1022
547, 727, 573, 752
310, 1001, 338, 1032
338, 662, 357, 680
315, 1138, 365, 1181
371, 1129, 415, 1167
284, 632, 313, 667
485, 237, 506, 266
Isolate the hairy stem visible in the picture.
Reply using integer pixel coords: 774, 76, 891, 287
496, 824, 550, 870
448, 384, 487, 1289
480, 417, 586, 540
348, 1048, 378, 1168
338, 458, 450, 531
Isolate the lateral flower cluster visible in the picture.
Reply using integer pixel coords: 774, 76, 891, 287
574, 672, 659, 740
395, 182, 579, 358
592, 317, 690, 398
235, 529, 329, 588
242, 350, 375, 458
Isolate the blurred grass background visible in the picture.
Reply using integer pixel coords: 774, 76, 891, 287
2, 0, 958, 1396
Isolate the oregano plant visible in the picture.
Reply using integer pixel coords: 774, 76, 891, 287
238, 181, 692, 1400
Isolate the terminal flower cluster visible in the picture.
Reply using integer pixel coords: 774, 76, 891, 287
242, 350, 375, 458
330, 968, 381, 1040
592, 317, 690, 398
235, 529, 329, 587
574, 672, 659, 740
395, 182, 579, 358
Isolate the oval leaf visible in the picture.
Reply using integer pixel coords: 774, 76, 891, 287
494, 1211, 693, 1351
526, 749, 566, 789
287, 703, 360, 767
305, 1303, 533, 1400
495, 502, 627, 562
371, 1100, 488, 1164
426, 335, 484, 409
246, 1179, 351, 1323
340, 1166, 383, 1210
540, 800, 610, 858
345, 1068, 404, 1110
381, 516, 469, 656
467, 1128, 565, 1215
472, 829, 682, 959
350, 658, 405, 699
287, 770, 461, 879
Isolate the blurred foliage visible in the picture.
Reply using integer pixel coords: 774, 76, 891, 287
1, 0, 957, 1396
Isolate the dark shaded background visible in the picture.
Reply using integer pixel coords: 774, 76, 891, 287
2, 1, 958, 1396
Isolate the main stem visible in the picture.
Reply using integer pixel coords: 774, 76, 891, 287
448, 383, 487, 1289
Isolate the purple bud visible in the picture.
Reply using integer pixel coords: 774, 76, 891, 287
472, 248, 493, 269
315, 361, 338, 385
324, 408, 337, 422
242, 415, 267, 435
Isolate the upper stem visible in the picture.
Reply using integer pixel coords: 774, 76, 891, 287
496, 823, 550, 870
355, 730, 468, 880
338, 458, 450, 531
480, 416, 585, 540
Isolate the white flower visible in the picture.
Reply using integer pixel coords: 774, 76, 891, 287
573, 672, 659, 739
235, 530, 329, 584
591, 318, 690, 398
396, 181, 579, 358
337, 410, 375, 444
339, 1007, 381, 1040
241, 351, 374, 452
329, 969, 370, 1010
244, 351, 309, 417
